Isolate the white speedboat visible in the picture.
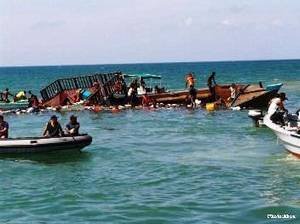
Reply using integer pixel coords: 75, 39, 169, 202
264, 115, 300, 157
0, 134, 92, 154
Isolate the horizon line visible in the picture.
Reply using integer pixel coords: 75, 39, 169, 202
0, 58, 299, 68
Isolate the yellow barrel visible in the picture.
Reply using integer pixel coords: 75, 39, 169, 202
206, 103, 217, 111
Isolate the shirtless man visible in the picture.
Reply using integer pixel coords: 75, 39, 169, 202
185, 72, 196, 88
2, 88, 14, 103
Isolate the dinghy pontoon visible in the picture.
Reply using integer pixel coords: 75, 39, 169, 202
0, 134, 92, 154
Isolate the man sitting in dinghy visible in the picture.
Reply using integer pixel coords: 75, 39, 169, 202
65, 115, 80, 136
43, 115, 64, 137
0, 115, 9, 139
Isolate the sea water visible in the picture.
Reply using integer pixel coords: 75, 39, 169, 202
0, 60, 300, 223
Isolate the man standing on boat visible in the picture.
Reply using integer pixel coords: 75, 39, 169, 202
185, 72, 196, 88
228, 83, 237, 102
189, 85, 197, 109
0, 115, 9, 139
207, 72, 217, 100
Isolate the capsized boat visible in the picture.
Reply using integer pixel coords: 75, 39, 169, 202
40, 72, 282, 110
264, 114, 300, 157
217, 83, 283, 109
0, 134, 92, 154
146, 82, 282, 108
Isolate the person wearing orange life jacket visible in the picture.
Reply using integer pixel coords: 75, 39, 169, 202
185, 72, 196, 88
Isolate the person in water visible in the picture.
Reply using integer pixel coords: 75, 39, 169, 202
142, 93, 154, 108
28, 90, 37, 100
0, 115, 9, 139
207, 72, 217, 100
43, 115, 64, 137
268, 93, 288, 126
15, 90, 27, 101
2, 88, 14, 103
28, 91, 39, 108
128, 83, 138, 108
65, 115, 80, 136
185, 72, 196, 88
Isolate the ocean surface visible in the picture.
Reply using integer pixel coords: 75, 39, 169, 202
0, 60, 300, 223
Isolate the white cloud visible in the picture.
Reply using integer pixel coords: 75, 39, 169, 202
271, 19, 283, 27
220, 19, 232, 26
184, 17, 193, 27
30, 20, 65, 30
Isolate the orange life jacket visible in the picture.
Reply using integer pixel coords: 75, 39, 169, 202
186, 75, 195, 86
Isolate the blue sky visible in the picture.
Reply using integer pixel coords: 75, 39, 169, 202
0, 0, 300, 66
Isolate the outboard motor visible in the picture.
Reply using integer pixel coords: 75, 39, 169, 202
285, 110, 299, 128
248, 110, 264, 127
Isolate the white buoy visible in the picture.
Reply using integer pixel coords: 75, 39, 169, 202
195, 99, 201, 105
231, 106, 241, 111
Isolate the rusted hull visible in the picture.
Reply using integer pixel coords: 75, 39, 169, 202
235, 89, 279, 109
145, 88, 212, 105
42, 83, 280, 110
214, 84, 280, 109
147, 84, 280, 109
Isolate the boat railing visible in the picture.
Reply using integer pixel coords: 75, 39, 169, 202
40, 72, 121, 101
86, 74, 123, 104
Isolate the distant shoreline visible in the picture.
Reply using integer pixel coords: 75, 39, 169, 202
1, 58, 299, 68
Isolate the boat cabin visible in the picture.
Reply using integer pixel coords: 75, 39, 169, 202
123, 74, 166, 94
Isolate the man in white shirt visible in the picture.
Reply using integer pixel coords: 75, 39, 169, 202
268, 96, 281, 115
228, 83, 236, 102
268, 93, 288, 125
